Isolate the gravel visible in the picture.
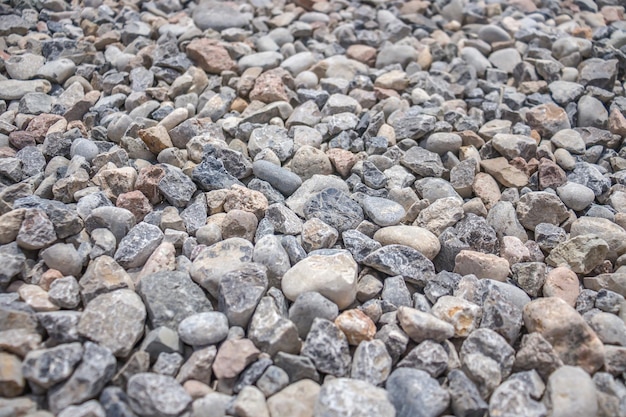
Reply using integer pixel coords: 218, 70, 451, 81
0, 0, 625, 416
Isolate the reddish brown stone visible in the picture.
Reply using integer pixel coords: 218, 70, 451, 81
609, 108, 626, 136
249, 68, 291, 103
538, 158, 567, 190
117, 190, 153, 222
186, 38, 236, 74
8, 131, 37, 149
326, 148, 357, 177
525, 103, 570, 138
25, 114, 64, 142
135, 165, 165, 205
0, 146, 16, 158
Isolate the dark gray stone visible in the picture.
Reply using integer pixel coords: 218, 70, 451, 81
386, 368, 450, 417
303, 188, 364, 233
363, 244, 436, 287
218, 262, 268, 328
301, 318, 351, 377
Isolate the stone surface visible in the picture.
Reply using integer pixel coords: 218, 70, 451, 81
313, 378, 395, 417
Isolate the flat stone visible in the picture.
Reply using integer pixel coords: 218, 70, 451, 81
177, 312, 229, 347
363, 244, 436, 287
546, 235, 609, 274
397, 306, 455, 343
386, 368, 450, 417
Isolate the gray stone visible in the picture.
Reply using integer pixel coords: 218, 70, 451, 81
397, 306, 455, 343
303, 188, 364, 233
448, 369, 488, 417
489, 373, 547, 417
152, 352, 183, 377
274, 351, 320, 383
137, 271, 213, 330
127, 373, 191, 417
362, 197, 406, 227
386, 368, 450, 417
516, 192, 570, 231
398, 340, 448, 378
350, 339, 392, 386
114, 222, 164, 269
218, 262, 268, 328
401, 146, 445, 177
22, 343, 83, 389
78, 290, 146, 358
363, 245, 436, 287
48, 342, 116, 413
256, 365, 289, 397
249, 296, 301, 357
289, 292, 339, 339
544, 366, 598, 417
301, 318, 351, 377
342, 229, 382, 262
177, 312, 229, 347
253, 160, 302, 197
314, 378, 395, 417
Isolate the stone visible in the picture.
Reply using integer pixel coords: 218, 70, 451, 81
303, 188, 364, 233
363, 244, 436, 287
523, 297, 604, 374
350, 339, 392, 386
398, 340, 448, 378
114, 222, 164, 269
301, 218, 338, 252
302, 318, 351, 377
544, 366, 598, 417
0, 352, 24, 397
480, 158, 529, 188
514, 332, 563, 380
453, 250, 510, 281
233, 386, 269, 417
212, 338, 260, 380
289, 292, 339, 339
432, 295, 482, 338
386, 368, 450, 417
40, 243, 82, 278
557, 182, 596, 211
282, 250, 357, 310
397, 306, 455, 343
488, 373, 547, 417
137, 271, 213, 330
78, 290, 146, 357
361, 197, 406, 227
448, 369, 488, 417
416, 197, 464, 236
253, 160, 302, 197
546, 235, 609, 274
313, 378, 395, 417
267, 379, 321, 417
516, 192, 570, 231
186, 39, 235, 74
48, 342, 116, 413
218, 263, 268, 328
16, 209, 56, 250
190, 238, 254, 297
525, 103, 571, 138
177, 312, 229, 347
249, 296, 301, 356
127, 373, 192, 417
334, 309, 376, 345
570, 216, 626, 262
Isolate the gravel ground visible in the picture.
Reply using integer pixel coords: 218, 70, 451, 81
0, 0, 626, 416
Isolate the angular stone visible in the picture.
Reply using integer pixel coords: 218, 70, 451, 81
397, 306, 455, 343
267, 379, 321, 417
547, 234, 609, 274
212, 338, 260, 380
249, 296, 301, 356
314, 378, 395, 417
350, 339, 392, 386
218, 263, 268, 328
302, 318, 351, 377
190, 237, 254, 297
79, 256, 134, 304
137, 271, 213, 330
48, 342, 116, 413
516, 191, 570, 231
453, 250, 510, 281
448, 369, 488, 417
78, 290, 146, 357
514, 332, 563, 379
363, 244, 436, 287
386, 368, 450, 417
303, 188, 364, 233
523, 297, 604, 374
127, 373, 191, 417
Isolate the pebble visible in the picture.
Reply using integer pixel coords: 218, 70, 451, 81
544, 366, 598, 417
0, 0, 622, 415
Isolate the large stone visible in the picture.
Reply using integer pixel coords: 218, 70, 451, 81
363, 244, 436, 287
22, 343, 83, 389
546, 235, 609, 274
303, 188, 364, 233
386, 368, 450, 417
397, 306, 455, 343
523, 297, 604, 374
267, 379, 321, 417
78, 290, 146, 357
302, 318, 351, 377
282, 250, 357, 309
516, 192, 570, 231
114, 222, 164, 269
544, 366, 598, 417
127, 373, 192, 417
248, 297, 301, 357
190, 238, 254, 297
48, 342, 117, 413
313, 378, 395, 417
373, 226, 440, 260
137, 271, 213, 330
218, 263, 268, 328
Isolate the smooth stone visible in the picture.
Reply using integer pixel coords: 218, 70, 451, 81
373, 226, 441, 260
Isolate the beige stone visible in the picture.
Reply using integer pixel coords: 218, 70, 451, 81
453, 250, 510, 281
